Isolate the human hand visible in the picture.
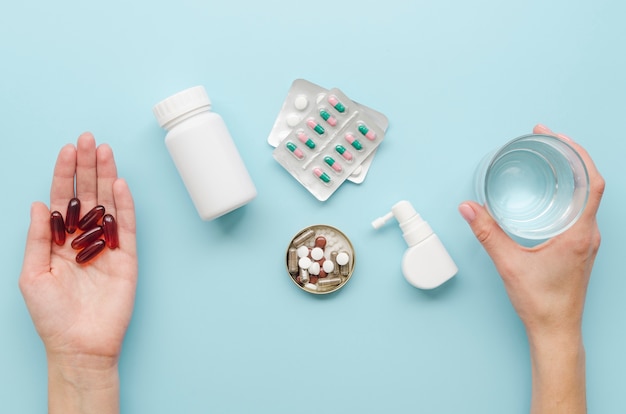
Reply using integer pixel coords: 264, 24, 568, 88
458, 124, 604, 413
19, 132, 137, 413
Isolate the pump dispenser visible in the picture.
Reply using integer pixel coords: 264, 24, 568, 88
372, 200, 458, 289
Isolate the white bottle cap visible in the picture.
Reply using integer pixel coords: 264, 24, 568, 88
153, 86, 211, 129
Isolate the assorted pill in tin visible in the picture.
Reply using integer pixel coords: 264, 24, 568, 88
286, 224, 355, 294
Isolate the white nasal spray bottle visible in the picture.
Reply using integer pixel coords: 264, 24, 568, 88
372, 200, 458, 289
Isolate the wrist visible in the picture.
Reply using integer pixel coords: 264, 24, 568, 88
525, 315, 583, 352
526, 327, 586, 414
47, 352, 120, 414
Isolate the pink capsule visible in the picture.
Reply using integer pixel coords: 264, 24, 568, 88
50, 211, 66, 246
71, 226, 104, 250
76, 239, 106, 264
78, 205, 105, 231
285, 141, 304, 160
306, 119, 325, 135
358, 123, 377, 140
319, 109, 337, 127
327, 95, 346, 113
65, 198, 81, 234
296, 132, 315, 149
102, 214, 119, 249
313, 168, 331, 184
344, 133, 363, 150
324, 156, 342, 173
335, 145, 353, 161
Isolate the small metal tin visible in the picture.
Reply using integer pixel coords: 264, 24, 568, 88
286, 224, 355, 294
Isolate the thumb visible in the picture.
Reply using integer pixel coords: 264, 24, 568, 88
20, 202, 52, 280
458, 201, 517, 262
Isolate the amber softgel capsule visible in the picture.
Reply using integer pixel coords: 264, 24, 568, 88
48, 199, 118, 265
102, 214, 119, 249
65, 198, 81, 234
50, 211, 66, 246
78, 205, 105, 231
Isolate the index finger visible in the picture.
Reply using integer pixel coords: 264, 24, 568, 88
75, 132, 98, 210
50, 144, 77, 214
96, 143, 118, 216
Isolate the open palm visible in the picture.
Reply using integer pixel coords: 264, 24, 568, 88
19, 132, 137, 362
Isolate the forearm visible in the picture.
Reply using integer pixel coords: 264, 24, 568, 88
47, 353, 120, 414
527, 328, 586, 414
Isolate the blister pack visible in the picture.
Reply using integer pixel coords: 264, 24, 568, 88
272, 88, 385, 201
267, 79, 388, 184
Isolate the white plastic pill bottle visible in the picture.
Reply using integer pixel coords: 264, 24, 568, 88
153, 86, 257, 220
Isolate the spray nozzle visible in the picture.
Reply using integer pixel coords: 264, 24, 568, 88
372, 200, 433, 247
371, 200, 418, 229
371, 211, 394, 229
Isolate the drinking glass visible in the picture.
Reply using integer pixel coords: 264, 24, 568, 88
475, 134, 589, 243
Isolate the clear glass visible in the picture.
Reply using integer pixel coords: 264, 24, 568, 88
475, 134, 589, 243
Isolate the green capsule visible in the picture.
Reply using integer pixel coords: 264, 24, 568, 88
297, 132, 315, 149
335, 144, 353, 161
313, 168, 331, 183
328, 95, 346, 113
307, 119, 325, 135
345, 134, 363, 150
358, 123, 377, 140
324, 156, 342, 173
320, 109, 338, 126
286, 141, 304, 159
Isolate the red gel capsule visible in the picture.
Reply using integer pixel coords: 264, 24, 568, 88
71, 226, 104, 250
314, 236, 327, 249
78, 205, 105, 231
102, 214, 119, 249
50, 211, 66, 246
65, 198, 81, 234
75, 239, 106, 264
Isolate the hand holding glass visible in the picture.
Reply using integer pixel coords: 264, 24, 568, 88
475, 134, 589, 243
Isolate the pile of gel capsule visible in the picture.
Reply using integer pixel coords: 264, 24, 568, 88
49, 197, 118, 264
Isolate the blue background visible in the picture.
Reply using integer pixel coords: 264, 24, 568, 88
1, 1, 625, 412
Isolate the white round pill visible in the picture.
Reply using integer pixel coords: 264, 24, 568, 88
350, 166, 363, 177
310, 247, 324, 261
297, 246, 310, 258
322, 260, 335, 273
336, 252, 350, 266
309, 262, 321, 275
294, 95, 308, 111
299, 256, 312, 269
287, 114, 300, 127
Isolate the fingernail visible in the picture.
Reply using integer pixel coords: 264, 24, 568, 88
556, 133, 573, 142
458, 203, 476, 223
535, 124, 553, 134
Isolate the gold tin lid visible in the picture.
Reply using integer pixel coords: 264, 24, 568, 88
286, 224, 355, 294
